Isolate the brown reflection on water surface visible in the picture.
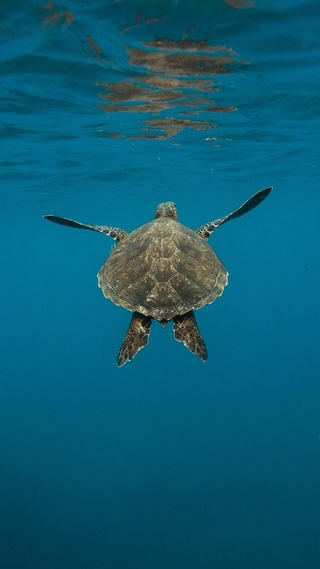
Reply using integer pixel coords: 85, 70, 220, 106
98, 27, 248, 139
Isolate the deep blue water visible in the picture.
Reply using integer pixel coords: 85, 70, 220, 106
1, 0, 320, 567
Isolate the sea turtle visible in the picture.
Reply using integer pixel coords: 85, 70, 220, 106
44, 186, 272, 366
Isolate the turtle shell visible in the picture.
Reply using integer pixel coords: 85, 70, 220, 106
98, 217, 228, 321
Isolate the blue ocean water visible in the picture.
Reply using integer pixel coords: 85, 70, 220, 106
1, 0, 320, 567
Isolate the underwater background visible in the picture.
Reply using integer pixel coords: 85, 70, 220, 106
1, 0, 320, 567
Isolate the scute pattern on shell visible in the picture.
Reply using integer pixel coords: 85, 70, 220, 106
98, 217, 228, 321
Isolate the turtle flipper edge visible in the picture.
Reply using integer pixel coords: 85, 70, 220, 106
196, 186, 272, 239
173, 311, 208, 362
117, 312, 152, 367
43, 215, 127, 242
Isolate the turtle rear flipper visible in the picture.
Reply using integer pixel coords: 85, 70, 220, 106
117, 312, 152, 367
43, 215, 127, 242
173, 311, 208, 362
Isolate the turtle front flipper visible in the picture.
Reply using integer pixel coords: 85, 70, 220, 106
43, 215, 127, 242
117, 312, 152, 367
173, 311, 208, 362
196, 186, 272, 239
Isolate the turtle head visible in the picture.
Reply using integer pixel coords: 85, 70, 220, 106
155, 202, 177, 221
